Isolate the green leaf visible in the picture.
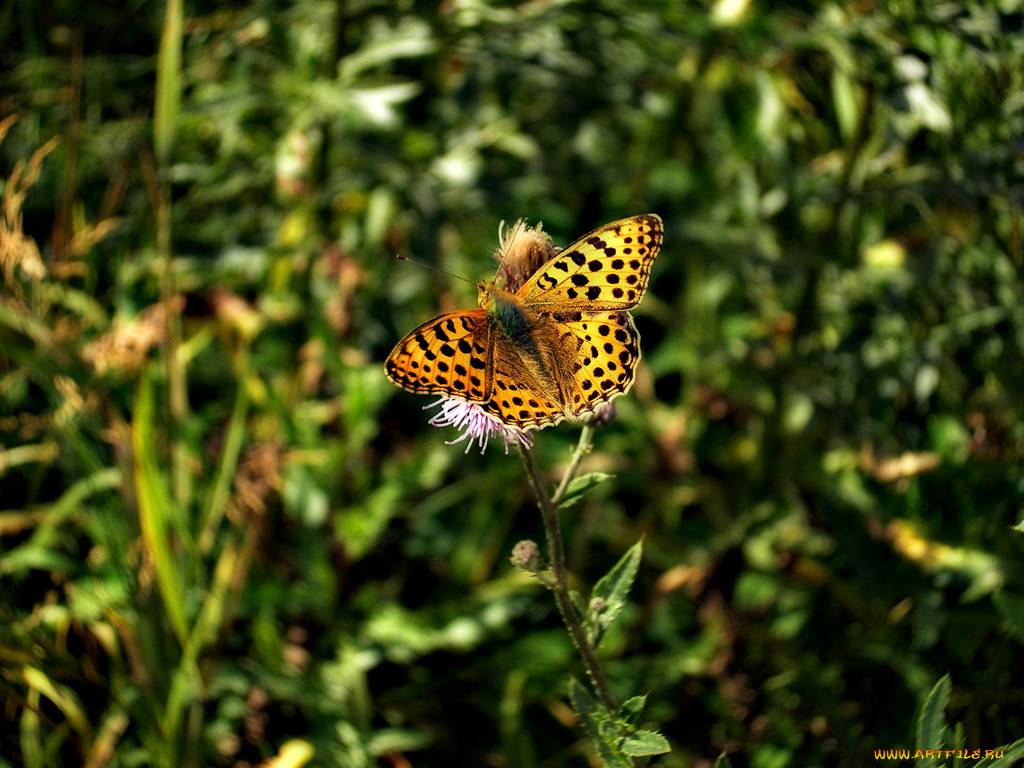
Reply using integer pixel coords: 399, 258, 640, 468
832, 69, 859, 142
132, 371, 188, 646
620, 694, 647, 727
336, 482, 401, 561
982, 737, 1024, 768
23, 667, 92, 741
916, 673, 951, 760
568, 676, 599, 727
153, 0, 183, 165
19, 695, 42, 768
198, 378, 249, 550
992, 591, 1024, 644
0, 547, 78, 576
558, 472, 614, 509
338, 19, 437, 81
568, 677, 630, 768
713, 753, 734, 768
366, 728, 432, 756
37, 467, 122, 526
588, 539, 643, 647
952, 721, 965, 768
621, 729, 671, 757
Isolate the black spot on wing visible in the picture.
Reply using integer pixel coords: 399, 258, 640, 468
384, 310, 492, 399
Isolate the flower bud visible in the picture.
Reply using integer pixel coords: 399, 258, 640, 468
584, 402, 616, 427
510, 539, 542, 571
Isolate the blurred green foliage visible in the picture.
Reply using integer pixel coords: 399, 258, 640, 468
2, 1, 1024, 766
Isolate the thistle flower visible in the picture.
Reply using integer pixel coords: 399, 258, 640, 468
493, 218, 559, 293
424, 396, 534, 455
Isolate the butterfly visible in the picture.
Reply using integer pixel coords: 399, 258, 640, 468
385, 214, 662, 431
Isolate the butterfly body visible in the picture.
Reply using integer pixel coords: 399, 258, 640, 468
478, 280, 578, 418
386, 214, 663, 431
480, 281, 533, 342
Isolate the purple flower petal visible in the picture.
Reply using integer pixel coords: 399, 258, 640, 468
424, 396, 534, 454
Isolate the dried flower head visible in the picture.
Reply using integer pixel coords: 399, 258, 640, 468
493, 219, 559, 293
82, 297, 184, 376
54, 374, 97, 428
0, 118, 54, 296
229, 442, 283, 524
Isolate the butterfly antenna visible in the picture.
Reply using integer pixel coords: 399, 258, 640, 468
492, 218, 524, 279
396, 254, 476, 286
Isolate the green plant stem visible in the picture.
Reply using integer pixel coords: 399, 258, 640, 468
157, 183, 189, 512
551, 423, 595, 505
516, 426, 617, 715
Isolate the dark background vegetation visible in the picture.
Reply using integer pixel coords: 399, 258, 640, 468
2, 1, 1024, 766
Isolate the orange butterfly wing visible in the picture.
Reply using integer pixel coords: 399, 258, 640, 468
384, 310, 492, 402
555, 309, 642, 412
518, 214, 662, 311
